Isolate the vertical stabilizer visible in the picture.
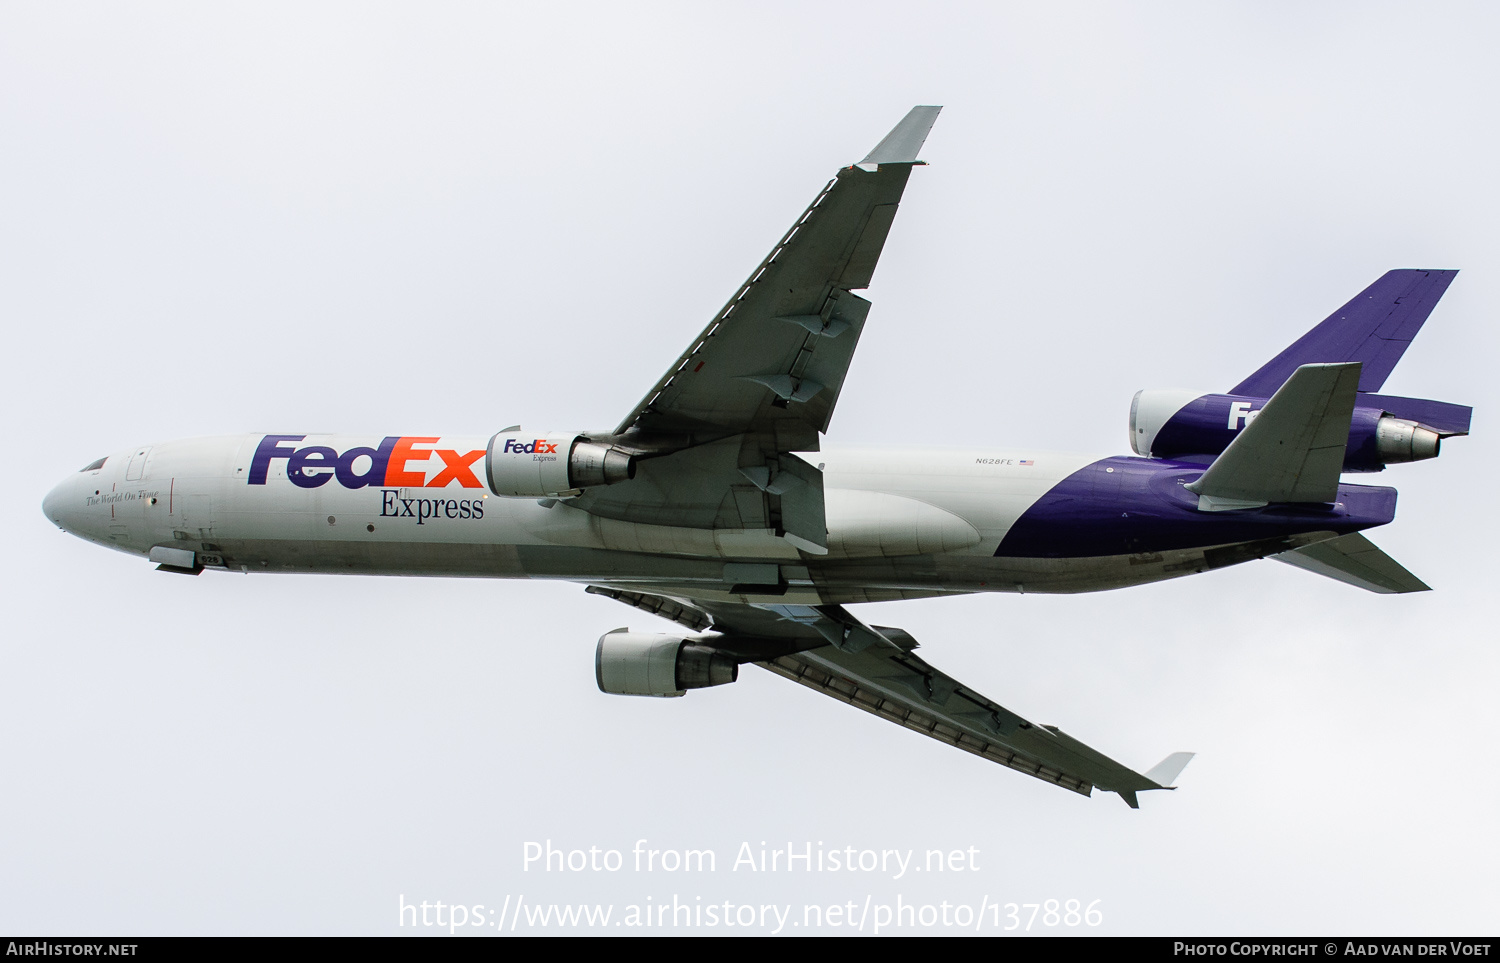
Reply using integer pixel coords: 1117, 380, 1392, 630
1233, 270, 1457, 396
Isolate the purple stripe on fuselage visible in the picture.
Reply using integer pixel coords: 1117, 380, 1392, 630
995, 456, 1397, 559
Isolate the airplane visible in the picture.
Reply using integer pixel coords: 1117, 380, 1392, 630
41, 106, 1471, 807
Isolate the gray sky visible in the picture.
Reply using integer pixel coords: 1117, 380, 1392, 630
3, 2, 1496, 935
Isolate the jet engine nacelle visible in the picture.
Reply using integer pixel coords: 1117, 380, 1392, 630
594, 630, 739, 698
485, 431, 635, 497
1130, 389, 1445, 472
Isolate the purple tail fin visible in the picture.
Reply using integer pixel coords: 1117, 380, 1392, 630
1233, 269, 1458, 396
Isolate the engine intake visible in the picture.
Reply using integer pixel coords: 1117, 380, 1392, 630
595, 630, 739, 698
486, 431, 635, 497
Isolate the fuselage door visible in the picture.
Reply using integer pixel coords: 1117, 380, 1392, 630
125, 446, 152, 481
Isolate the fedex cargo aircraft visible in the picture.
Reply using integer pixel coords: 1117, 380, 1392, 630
41, 107, 1470, 806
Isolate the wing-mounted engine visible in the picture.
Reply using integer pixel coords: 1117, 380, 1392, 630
594, 629, 739, 698
1129, 388, 1466, 471
485, 431, 636, 497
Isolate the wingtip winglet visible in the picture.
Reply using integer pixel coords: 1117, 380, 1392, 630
859, 105, 943, 167
1144, 751, 1196, 789
1114, 752, 1194, 808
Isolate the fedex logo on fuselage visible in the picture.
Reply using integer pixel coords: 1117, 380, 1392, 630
501, 438, 558, 456
248, 435, 485, 490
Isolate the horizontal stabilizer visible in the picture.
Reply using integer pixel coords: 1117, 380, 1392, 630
1273, 532, 1431, 594
1234, 269, 1457, 396
1187, 363, 1361, 510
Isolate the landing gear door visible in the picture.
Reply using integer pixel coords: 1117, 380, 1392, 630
178, 494, 214, 542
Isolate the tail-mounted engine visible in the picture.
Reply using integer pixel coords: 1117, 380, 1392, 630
485, 431, 635, 497
595, 630, 739, 698
1130, 389, 1468, 471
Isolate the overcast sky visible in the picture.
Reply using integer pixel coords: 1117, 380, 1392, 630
3, 2, 1497, 936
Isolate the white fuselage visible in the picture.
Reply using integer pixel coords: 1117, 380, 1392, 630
43, 432, 1258, 604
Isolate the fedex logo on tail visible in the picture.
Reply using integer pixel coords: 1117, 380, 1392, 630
248, 435, 485, 490
1227, 402, 1262, 430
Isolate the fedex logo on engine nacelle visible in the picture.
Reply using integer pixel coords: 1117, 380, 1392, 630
248, 435, 486, 490
501, 438, 559, 455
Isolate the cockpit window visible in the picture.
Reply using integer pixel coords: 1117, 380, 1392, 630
79, 457, 107, 472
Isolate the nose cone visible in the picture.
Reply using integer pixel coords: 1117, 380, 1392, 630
45, 452, 151, 556
44, 463, 111, 543
42, 475, 81, 535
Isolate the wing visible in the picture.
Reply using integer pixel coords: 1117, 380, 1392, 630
587, 586, 1192, 807
613, 105, 941, 449
565, 108, 941, 552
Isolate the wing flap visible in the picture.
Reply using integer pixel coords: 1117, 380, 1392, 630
584, 585, 714, 631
